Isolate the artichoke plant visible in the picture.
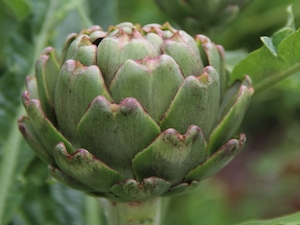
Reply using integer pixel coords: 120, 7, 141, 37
18, 22, 253, 224
154, 0, 251, 35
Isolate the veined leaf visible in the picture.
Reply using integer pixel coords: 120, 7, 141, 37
230, 5, 300, 94
230, 28, 300, 94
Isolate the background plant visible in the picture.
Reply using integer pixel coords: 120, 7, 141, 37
1, 0, 300, 224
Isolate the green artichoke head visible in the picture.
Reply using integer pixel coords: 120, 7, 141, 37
154, 0, 251, 35
19, 22, 253, 202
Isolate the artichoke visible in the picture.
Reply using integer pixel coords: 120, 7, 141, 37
154, 0, 251, 35
18, 22, 253, 202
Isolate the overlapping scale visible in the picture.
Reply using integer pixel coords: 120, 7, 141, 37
163, 32, 204, 77
185, 134, 246, 182
97, 29, 161, 85
109, 55, 184, 122
110, 178, 171, 202
18, 116, 54, 165
35, 47, 59, 124
22, 92, 74, 155
208, 80, 253, 154
64, 35, 97, 66
53, 142, 123, 193
77, 96, 161, 179
159, 66, 220, 137
54, 60, 112, 147
132, 125, 207, 186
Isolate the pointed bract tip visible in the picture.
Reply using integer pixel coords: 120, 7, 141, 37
40, 47, 55, 55
161, 22, 177, 32
119, 97, 141, 111
22, 91, 30, 106
239, 133, 246, 145
195, 34, 211, 44
80, 25, 103, 35
18, 118, 27, 134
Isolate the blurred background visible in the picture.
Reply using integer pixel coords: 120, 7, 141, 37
1, 0, 300, 224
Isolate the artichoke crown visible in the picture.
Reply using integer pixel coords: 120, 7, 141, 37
19, 22, 253, 202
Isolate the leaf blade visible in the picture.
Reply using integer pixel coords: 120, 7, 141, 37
230, 28, 300, 94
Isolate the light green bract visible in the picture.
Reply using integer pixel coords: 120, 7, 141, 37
18, 22, 253, 202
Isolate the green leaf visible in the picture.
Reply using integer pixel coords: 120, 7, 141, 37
261, 27, 294, 57
225, 49, 248, 73
230, 6, 300, 94
260, 4, 295, 56
0, 0, 96, 224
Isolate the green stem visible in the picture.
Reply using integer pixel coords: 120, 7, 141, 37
99, 198, 162, 225
85, 196, 103, 225
0, 106, 25, 224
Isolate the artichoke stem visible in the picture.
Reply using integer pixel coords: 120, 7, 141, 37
99, 198, 162, 225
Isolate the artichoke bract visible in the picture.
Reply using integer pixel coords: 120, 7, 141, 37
19, 22, 253, 202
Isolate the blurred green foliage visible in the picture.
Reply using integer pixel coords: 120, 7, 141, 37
1, 0, 300, 224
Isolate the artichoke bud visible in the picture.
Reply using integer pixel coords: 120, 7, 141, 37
154, 0, 250, 35
217, 4, 240, 25
19, 22, 253, 201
